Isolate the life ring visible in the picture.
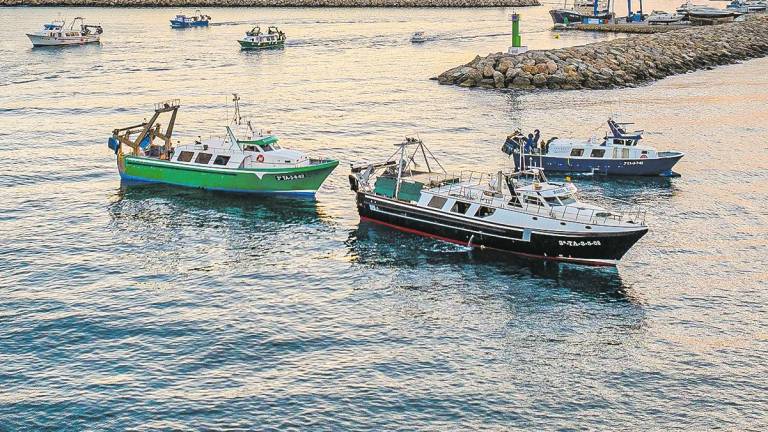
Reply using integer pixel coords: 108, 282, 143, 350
256, 154, 265, 163
640, 154, 648, 159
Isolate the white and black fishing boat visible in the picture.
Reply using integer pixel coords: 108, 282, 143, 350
349, 138, 649, 266
502, 118, 684, 177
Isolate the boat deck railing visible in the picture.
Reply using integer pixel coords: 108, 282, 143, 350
420, 170, 647, 226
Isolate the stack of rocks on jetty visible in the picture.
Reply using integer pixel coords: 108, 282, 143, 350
0, 0, 539, 6
437, 16, 768, 91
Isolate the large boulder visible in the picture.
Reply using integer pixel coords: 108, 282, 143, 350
497, 57, 516, 74
493, 71, 505, 88
482, 63, 495, 78
506, 67, 522, 81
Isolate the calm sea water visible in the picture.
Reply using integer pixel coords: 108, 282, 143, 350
1, 5, 768, 430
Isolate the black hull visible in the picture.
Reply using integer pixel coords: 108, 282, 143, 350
357, 193, 647, 266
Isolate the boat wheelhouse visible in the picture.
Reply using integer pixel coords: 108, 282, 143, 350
170, 10, 211, 28
108, 95, 337, 196
238, 26, 286, 50
350, 138, 648, 266
502, 118, 684, 176
26, 17, 103, 47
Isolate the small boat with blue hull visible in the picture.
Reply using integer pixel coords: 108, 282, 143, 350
350, 138, 648, 266
108, 95, 337, 196
170, 10, 211, 28
502, 119, 684, 177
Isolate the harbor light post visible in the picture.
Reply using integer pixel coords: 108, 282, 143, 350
508, 12, 528, 55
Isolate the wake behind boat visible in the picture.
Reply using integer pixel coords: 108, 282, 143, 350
27, 17, 102, 47
108, 95, 337, 196
502, 119, 684, 177
349, 138, 648, 266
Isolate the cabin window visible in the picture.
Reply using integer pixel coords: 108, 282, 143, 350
476, 206, 496, 218
524, 196, 543, 206
570, 149, 584, 157
641, 150, 648, 155
213, 155, 230, 166
590, 149, 605, 158
427, 196, 448, 209
559, 194, 577, 205
195, 152, 213, 164
177, 151, 194, 162
621, 148, 630, 158
508, 196, 522, 207
544, 197, 560, 206
450, 201, 471, 214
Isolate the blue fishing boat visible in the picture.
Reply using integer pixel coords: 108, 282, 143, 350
502, 119, 684, 177
170, 10, 211, 28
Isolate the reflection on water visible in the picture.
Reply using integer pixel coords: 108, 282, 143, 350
349, 222, 641, 303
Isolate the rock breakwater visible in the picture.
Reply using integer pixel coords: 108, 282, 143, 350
1, 0, 539, 6
437, 16, 768, 91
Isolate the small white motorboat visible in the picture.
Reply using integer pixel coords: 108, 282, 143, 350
410, 31, 434, 43
646, 10, 685, 24
26, 17, 102, 47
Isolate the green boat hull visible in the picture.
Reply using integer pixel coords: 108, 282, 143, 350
238, 40, 285, 50
119, 155, 337, 195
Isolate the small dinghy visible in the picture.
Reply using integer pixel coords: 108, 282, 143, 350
502, 118, 684, 177
349, 137, 649, 266
26, 17, 102, 47
238, 26, 286, 50
170, 10, 211, 28
108, 95, 338, 196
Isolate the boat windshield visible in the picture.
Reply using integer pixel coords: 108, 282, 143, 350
559, 194, 577, 205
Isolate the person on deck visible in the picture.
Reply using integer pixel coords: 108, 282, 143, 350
525, 134, 534, 154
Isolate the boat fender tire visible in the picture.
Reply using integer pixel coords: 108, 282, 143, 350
256, 154, 265, 163
348, 175, 359, 192
640, 154, 647, 159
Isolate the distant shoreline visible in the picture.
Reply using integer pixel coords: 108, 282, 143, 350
1, 0, 540, 6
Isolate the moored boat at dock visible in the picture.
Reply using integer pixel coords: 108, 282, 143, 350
550, 0, 613, 24
502, 119, 684, 177
238, 26, 286, 50
350, 138, 648, 266
26, 17, 102, 47
108, 96, 337, 196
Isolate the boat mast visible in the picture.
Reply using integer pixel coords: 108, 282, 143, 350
232, 93, 242, 125
394, 140, 406, 199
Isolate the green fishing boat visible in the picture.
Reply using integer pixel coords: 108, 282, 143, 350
238, 26, 285, 50
107, 96, 337, 196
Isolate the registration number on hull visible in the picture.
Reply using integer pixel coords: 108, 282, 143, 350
559, 240, 601, 247
275, 174, 305, 181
